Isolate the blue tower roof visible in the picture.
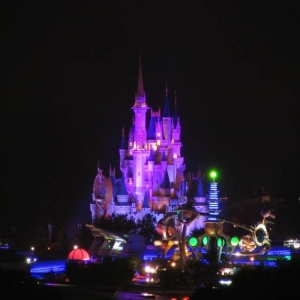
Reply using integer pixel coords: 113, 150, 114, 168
161, 151, 167, 161
160, 170, 171, 189
142, 191, 150, 208
118, 174, 128, 195
195, 177, 205, 197
147, 115, 159, 139
120, 127, 126, 149
148, 149, 155, 161
111, 176, 119, 197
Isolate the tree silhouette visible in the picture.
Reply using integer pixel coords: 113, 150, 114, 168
134, 213, 160, 244
94, 213, 136, 236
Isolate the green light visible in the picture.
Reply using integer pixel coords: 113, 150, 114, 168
217, 237, 225, 247
189, 237, 198, 247
202, 236, 209, 246
209, 170, 217, 180
230, 236, 239, 247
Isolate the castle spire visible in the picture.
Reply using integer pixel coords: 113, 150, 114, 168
165, 81, 168, 97
163, 81, 171, 117
120, 126, 126, 149
173, 90, 179, 128
137, 52, 144, 97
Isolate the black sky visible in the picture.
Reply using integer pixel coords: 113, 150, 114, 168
2, 1, 299, 236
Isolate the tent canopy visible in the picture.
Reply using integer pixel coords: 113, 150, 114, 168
68, 248, 90, 261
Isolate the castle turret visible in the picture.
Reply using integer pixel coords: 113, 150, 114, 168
119, 127, 127, 172
162, 82, 172, 144
155, 118, 162, 147
172, 91, 181, 142
161, 150, 167, 172
131, 55, 149, 203
128, 118, 134, 154
147, 109, 161, 150
131, 54, 149, 149
170, 91, 182, 162
141, 190, 151, 217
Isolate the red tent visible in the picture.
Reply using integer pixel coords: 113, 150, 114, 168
68, 248, 90, 261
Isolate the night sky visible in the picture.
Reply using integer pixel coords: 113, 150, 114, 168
2, 1, 299, 237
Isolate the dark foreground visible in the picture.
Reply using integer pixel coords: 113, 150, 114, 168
2, 261, 300, 299
2, 281, 300, 300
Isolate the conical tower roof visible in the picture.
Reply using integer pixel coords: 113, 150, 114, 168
118, 174, 129, 195
160, 170, 171, 189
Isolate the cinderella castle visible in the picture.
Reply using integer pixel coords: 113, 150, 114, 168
90, 56, 216, 233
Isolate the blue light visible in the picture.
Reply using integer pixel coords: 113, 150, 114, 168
30, 260, 66, 275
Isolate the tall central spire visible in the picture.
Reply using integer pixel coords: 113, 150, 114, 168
137, 52, 144, 97
163, 81, 171, 117
134, 51, 147, 107
165, 81, 168, 97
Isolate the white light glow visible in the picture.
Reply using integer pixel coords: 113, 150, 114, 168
219, 279, 232, 286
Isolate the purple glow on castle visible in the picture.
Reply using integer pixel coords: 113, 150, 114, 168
90, 56, 208, 234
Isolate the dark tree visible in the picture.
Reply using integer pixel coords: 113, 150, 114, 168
94, 213, 137, 236
135, 213, 160, 244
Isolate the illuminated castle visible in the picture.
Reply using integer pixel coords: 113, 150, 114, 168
90, 56, 211, 232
